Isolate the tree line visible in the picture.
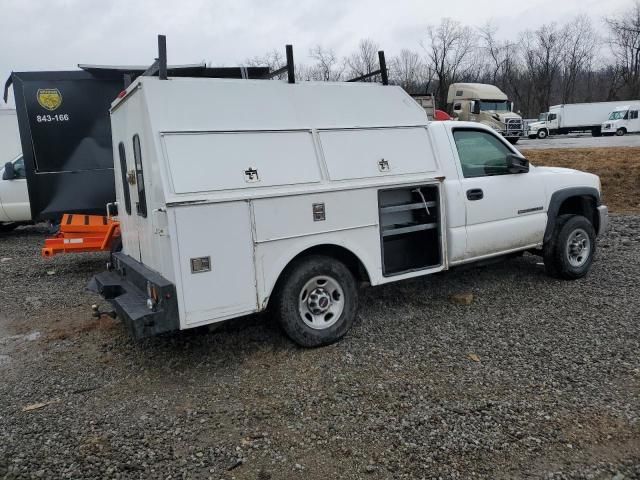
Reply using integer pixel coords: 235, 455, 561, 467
244, 2, 640, 118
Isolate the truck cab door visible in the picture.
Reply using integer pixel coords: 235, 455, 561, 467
450, 128, 547, 260
0, 156, 30, 222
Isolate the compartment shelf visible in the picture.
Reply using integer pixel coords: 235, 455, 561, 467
380, 201, 437, 214
382, 222, 438, 237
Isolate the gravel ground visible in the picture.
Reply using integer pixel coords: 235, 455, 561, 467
0, 217, 638, 480
517, 133, 640, 151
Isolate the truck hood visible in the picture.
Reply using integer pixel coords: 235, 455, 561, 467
534, 166, 601, 195
528, 120, 545, 128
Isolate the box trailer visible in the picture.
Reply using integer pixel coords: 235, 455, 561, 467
527, 101, 640, 139
90, 40, 608, 347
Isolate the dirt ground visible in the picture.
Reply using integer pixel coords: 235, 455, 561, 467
522, 147, 640, 214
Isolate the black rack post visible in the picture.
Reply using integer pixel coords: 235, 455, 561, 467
158, 35, 167, 80
286, 45, 295, 84
378, 51, 388, 85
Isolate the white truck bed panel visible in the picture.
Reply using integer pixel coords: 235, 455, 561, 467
162, 130, 321, 194
555, 102, 635, 127
319, 127, 436, 181
173, 202, 257, 326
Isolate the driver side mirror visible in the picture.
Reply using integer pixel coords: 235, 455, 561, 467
507, 154, 529, 174
2, 162, 16, 180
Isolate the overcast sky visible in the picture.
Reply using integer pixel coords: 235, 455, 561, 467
0, 0, 631, 105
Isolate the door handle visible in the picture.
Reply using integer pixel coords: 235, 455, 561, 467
466, 188, 484, 201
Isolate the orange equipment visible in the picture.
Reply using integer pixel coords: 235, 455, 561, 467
42, 214, 120, 257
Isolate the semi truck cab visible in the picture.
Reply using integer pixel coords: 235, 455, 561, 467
447, 83, 524, 144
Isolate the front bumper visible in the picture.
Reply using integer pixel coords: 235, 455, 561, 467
88, 252, 180, 338
597, 205, 609, 236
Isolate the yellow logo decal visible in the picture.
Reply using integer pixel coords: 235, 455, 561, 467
37, 88, 62, 111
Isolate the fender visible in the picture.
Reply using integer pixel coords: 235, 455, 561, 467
544, 187, 600, 243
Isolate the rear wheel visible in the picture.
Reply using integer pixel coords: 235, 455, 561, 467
616, 128, 626, 136
274, 255, 358, 347
507, 137, 519, 145
543, 215, 596, 280
537, 129, 548, 139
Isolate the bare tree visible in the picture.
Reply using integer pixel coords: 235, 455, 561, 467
560, 16, 598, 103
390, 49, 431, 93
606, 1, 640, 98
520, 23, 566, 114
421, 18, 476, 107
308, 45, 344, 81
345, 39, 380, 81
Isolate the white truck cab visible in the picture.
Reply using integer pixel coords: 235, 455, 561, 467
0, 108, 30, 231
602, 105, 640, 136
91, 76, 608, 347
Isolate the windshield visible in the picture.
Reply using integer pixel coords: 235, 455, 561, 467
479, 100, 510, 112
609, 110, 628, 120
538, 113, 547, 121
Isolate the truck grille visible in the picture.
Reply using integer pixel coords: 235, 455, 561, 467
505, 118, 523, 136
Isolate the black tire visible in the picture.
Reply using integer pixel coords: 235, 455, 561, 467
528, 135, 537, 139
616, 128, 626, 136
274, 255, 358, 348
507, 137, 519, 145
537, 129, 548, 139
591, 128, 602, 137
543, 215, 596, 280
0, 222, 19, 233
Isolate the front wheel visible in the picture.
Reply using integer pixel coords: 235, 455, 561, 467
537, 129, 548, 139
616, 128, 626, 136
507, 137, 519, 145
0, 222, 19, 233
543, 215, 596, 280
274, 255, 358, 347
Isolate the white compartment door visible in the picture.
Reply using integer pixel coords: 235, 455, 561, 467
174, 202, 257, 326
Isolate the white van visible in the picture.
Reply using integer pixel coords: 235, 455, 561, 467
601, 104, 640, 136
91, 76, 607, 347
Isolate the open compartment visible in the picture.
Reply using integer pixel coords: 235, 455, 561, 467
379, 185, 442, 276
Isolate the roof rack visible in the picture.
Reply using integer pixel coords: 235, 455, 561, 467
143, 35, 389, 86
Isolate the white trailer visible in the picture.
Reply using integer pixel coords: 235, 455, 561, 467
527, 101, 639, 139
90, 71, 608, 347
0, 108, 21, 162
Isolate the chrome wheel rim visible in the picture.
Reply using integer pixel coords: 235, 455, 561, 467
566, 228, 591, 268
298, 276, 344, 330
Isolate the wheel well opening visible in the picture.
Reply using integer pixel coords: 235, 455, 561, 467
558, 195, 598, 231
269, 245, 371, 307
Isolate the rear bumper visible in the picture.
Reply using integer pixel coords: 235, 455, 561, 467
597, 205, 609, 236
88, 252, 179, 339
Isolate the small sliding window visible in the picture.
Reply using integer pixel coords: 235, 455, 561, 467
133, 134, 147, 218
118, 142, 131, 215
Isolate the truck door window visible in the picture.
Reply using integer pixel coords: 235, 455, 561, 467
13, 156, 26, 178
453, 130, 513, 178
631, 111, 638, 120
133, 135, 147, 218
118, 142, 132, 215
548, 113, 557, 121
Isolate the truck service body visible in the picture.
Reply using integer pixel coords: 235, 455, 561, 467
91, 75, 608, 347
528, 101, 640, 139
601, 104, 640, 136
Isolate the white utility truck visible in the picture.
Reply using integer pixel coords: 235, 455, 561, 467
0, 108, 29, 231
90, 75, 608, 347
527, 101, 638, 139
601, 104, 640, 136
